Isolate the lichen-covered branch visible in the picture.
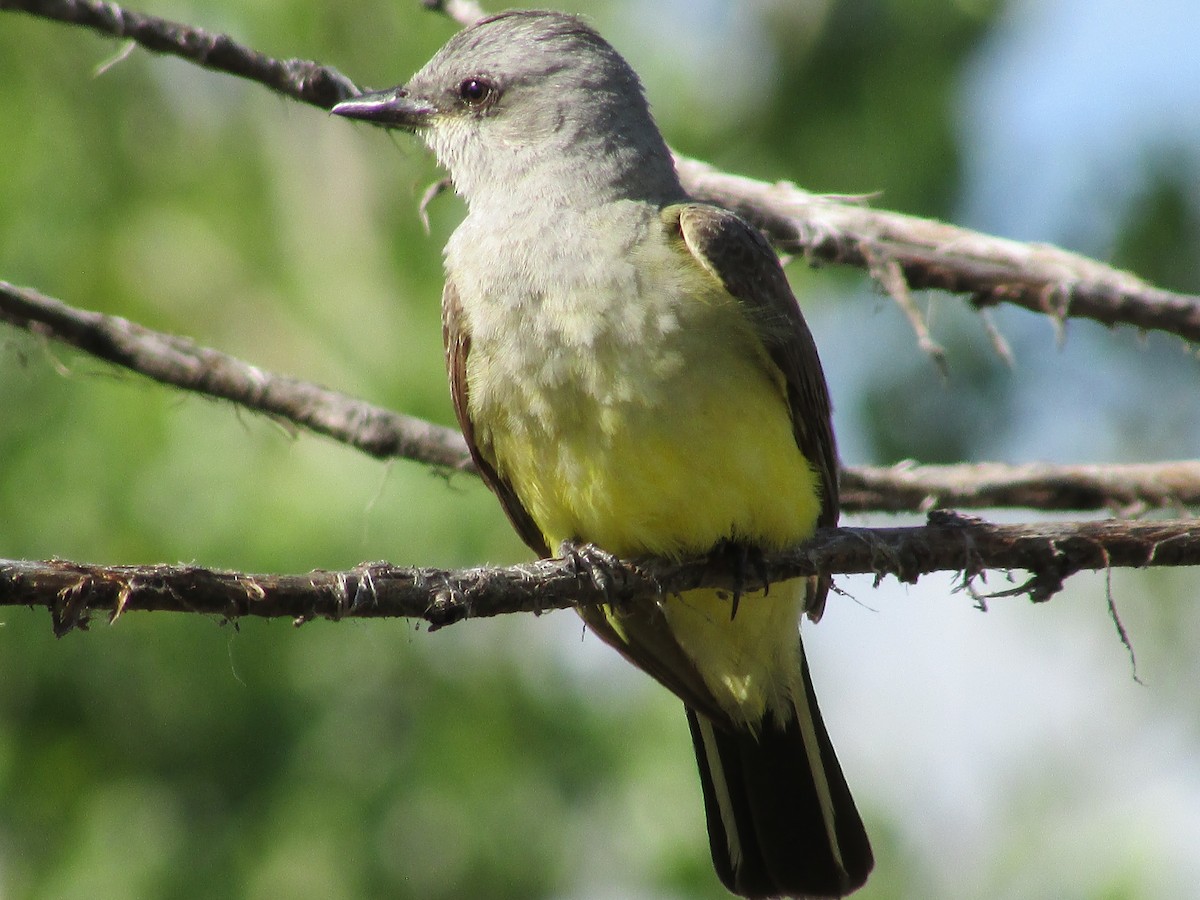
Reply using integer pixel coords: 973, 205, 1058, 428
3, 517, 1197, 636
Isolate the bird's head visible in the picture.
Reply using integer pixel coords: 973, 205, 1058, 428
332, 10, 682, 208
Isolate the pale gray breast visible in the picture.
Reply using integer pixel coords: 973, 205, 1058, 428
444, 200, 697, 412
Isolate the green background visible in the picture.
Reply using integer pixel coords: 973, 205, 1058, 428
2, 1, 1199, 898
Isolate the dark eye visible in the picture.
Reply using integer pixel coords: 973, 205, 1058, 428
458, 77, 494, 105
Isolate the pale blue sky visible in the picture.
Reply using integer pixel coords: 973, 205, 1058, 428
959, 0, 1200, 250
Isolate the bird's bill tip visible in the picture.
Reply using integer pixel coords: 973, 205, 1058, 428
331, 89, 434, 127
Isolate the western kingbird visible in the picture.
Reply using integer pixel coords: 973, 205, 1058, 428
333, 11, 872, 898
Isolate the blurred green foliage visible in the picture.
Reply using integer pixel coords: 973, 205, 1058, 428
746, 0, 1000, 216
1111, 154, 1200, 295
1, 2, 1197, 899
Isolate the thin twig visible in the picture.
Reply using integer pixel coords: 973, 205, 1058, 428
866, 250, 949, 375
1101, 549, 1143, 684
841, 460, 1200, 516
978, 309, 1016, 368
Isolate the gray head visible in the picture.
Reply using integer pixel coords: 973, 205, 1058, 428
333, 11, 685, 209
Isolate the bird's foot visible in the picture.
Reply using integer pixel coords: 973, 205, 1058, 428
559, 539, 628, 605
709, 539, 770, 619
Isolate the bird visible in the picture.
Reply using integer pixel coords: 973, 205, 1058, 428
332, 10, 872, 897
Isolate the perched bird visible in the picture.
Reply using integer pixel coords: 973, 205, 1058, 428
333, 11, 872, 897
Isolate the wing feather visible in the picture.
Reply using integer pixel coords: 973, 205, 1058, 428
671, 203, 839, 616
443, 278, 550, 558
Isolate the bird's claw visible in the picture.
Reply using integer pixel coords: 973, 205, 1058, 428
710, 539, 770, 619
559, 539, 627, 604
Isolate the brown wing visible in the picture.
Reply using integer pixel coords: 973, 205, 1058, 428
443, 277, 550, 558
671, 204, 839, 617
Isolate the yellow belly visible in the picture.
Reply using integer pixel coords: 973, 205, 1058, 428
483, 331, 821, 558
471, 274, 821, 723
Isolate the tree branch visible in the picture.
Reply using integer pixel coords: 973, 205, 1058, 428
0, 281, 470, 468
1, 3, 1197, 645
674, 157, 1200, 345
3, 516, 1197, 636
2, 0, 1197, 345
6, 280, 1198, 515
0, 0, 357, 108
841, 461, 1200, 516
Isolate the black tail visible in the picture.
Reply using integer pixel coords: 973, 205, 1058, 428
686, 655, 873, 898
